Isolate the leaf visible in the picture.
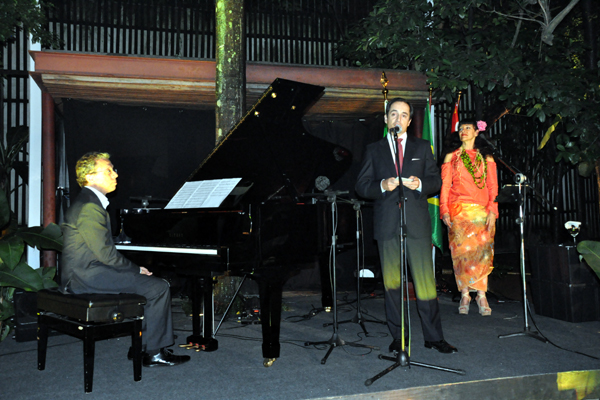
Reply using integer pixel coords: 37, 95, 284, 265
5, 126, 29, 163
0, 261, 45, 291
577, 241, 600, 281
538, 116, 561, 150
0, 320, 12, 341
578, 161, 594, 177
0, 188, 10, 230
38, 266, 58, 290
17, 223, 63, 251
0, 299, 15, 321
0, 236, 25, 270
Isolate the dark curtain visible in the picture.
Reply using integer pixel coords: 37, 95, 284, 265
62, 99, 216, 232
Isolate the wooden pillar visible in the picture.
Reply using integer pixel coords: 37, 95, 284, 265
215, 0, 246, 143
412, 107, 424, 139
41, 92, 56, 268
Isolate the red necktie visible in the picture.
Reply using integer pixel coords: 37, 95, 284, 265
396, 138, 404, 174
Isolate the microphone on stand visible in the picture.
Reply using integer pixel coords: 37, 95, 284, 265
389, 126, 402, 140
315, 176, 330, 191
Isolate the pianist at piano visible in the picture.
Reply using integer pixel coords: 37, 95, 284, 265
60, 151, 191, 367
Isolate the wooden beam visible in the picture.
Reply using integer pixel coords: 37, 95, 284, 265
29, 51, 428, 118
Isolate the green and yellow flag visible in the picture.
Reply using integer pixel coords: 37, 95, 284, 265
422, 99, 443, 250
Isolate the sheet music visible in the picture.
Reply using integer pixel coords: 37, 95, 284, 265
165, 178, 242, 209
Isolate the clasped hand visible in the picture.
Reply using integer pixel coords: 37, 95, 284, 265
383, 176, 419, 191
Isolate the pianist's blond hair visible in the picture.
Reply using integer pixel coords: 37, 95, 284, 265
76, 152, 111, 187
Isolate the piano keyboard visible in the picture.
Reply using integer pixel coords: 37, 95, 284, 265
116, 244, 219, 256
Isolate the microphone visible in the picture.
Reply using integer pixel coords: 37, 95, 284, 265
389, 126, 402, 134
315, 176, 330, 191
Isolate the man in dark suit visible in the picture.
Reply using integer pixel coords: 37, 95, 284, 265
355, 98, 457, 354
60, 152, 190, 367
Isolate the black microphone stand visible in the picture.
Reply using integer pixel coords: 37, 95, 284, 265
335, 199, 386, 335
496, 174, 547, 343
305, 191, 378, 364
480, 138, 548, 343
366, 131, 464, 386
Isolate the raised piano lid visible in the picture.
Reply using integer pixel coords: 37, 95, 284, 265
184, 78, 352, 206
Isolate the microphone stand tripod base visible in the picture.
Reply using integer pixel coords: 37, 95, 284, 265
305, 332, 379, 365
365, 350, 466, 386
498, 328, 547, 343
328, 308, 387, 335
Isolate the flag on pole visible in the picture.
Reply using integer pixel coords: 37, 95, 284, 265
451, 99, 460, 133
383, 99, 389, 138
422, 99, 443, 251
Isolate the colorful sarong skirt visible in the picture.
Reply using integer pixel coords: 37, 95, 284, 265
448, 203, 495, 292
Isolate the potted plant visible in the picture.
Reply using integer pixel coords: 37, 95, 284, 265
0, 126, 63, 342
0, 188, 63, 341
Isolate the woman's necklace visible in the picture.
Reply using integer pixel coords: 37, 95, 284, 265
459, 148, 487, 189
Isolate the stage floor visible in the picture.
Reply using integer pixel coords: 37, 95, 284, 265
1, 289, 599, 399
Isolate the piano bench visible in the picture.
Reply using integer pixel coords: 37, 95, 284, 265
36, 288, 147, 393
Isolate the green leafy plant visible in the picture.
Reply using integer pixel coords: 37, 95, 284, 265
0, 126, 29, 194
0, 186, 62, 341
0, 124, 63, 341
339, 0, 600, 200
577, 240, 600, 281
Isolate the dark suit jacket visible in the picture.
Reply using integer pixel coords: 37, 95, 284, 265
355, 135, 441, 241
60, 187, 139, 294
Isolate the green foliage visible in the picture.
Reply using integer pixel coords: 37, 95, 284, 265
0, 172, 63, 342
0, 126, 29, 193
577, 240, 600, 280
338, 0, 600, 174
0, 0, 57, 46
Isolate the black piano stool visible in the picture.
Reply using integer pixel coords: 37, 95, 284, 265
37, 288, 147, 393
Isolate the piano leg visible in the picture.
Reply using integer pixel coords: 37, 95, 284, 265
256, 273, 285, 363
186, 275, 218, 352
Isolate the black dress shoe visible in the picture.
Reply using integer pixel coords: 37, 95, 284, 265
424, 340, 458, 354
143, 348, 191, 367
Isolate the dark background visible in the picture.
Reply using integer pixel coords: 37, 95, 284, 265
60, 99, 388, 290
63, 99, 217, 212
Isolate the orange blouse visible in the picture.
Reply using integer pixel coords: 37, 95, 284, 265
440, 149, 499, 218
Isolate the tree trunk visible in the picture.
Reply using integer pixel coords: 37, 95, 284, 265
580, 0, 597, 70
215, 0, 246, 144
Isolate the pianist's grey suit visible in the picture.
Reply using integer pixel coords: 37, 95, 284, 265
60, 186, 174, 351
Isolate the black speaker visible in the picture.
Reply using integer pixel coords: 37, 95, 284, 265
530, 244, 600, 323
13, 290, 39, 342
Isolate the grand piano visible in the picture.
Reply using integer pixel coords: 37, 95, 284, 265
115, 78, 352, 366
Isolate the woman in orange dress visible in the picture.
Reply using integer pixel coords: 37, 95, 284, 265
440, 119, 498, 316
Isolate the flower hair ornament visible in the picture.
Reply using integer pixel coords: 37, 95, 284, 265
477, 120, 487, 131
